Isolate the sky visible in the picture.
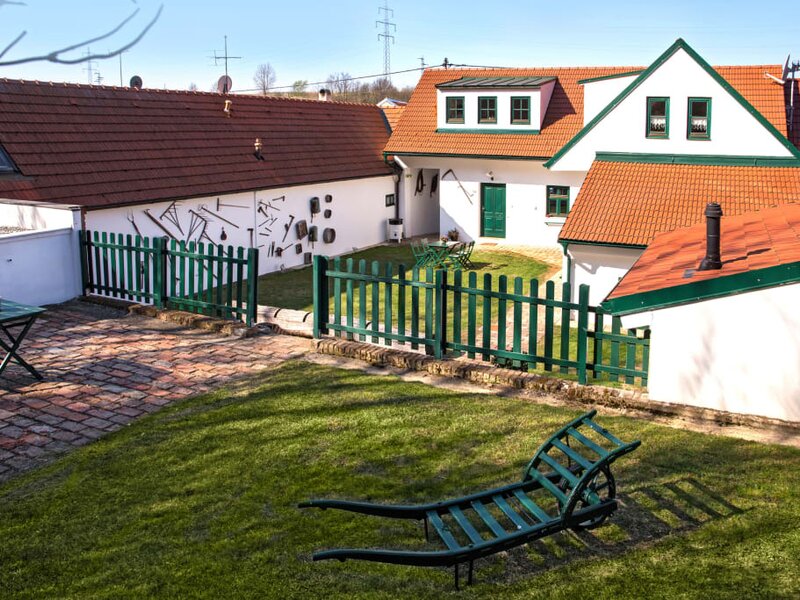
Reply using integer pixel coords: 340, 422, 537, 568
0, 0, 798, 93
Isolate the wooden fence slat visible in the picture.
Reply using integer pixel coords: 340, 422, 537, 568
397, 264, 406, 344
528, 278, 538, 368
358, 259, 367, 342
345, 258, 354, 341
560, 281, 571, 374
452, 269, 462, 349
610, 316, 621, 383
625, 327, 636, 385
410, 266, 420, 350
481, 273, 492, 361
544, 280, 554, 371
497, 275, 507, 353
512, 277, 522, 358
383, 262, 393, 346
333, 257, 342, 338
371, 261, 380, 343
467, 271, 477, 359
424, 267, 434, 355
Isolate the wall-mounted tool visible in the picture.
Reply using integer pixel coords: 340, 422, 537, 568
308, 226, 318, 245
187, 209, 210, 241
295, 243, 303, 254
430, 173, 439, 196
220, 228, 228, 241
324, 194, 333, 203
322, 228, 336, 244
415, 170, 426, 195
303, 252, 312, 265
144, 209, 178, 240
268, 241, 275, 257
247, 227, 254, 247
216, 197, 249, 211
199, 204, 240, 228
324, 209, 332, 219
295, 219, 308, 240
126, 211, 143, 236
309, 197, 320, 221
282, 215, 296, 242
159, 201, 184, 235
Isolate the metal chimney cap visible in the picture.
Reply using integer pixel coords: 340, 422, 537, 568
705, 202, 723, 218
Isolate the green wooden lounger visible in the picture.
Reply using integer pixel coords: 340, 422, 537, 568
299, 410, 641, 587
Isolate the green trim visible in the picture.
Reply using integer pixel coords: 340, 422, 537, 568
646, 97, 669, 139
478, 96, 498, 124
546, 185, 570, 217
594, 152, 800, 167
576, 70, 644, 85
602, 261, 800, 316
687, 97, 711, 140
510, 96, 531, 125
434, 128, 540, 135
445, 96, 465, 124
558, 238, 648, 250
545, 38, 800, 169
436, 76, 556, 89
383, 150, 549, 161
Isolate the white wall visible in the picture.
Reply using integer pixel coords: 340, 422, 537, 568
582, 74, 640, 125
630, 284, 800, 422
0, 201, 79, 230
85, 176, 395, 275
568, 244, 643, 305
400, 168, 439, 237
436, 82, 554, 131
0, 228, 82, 305
399, 156, 585, 247
552, 47, 794, 171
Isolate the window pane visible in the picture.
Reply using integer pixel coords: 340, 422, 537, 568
650, 100, 666, 117
691, 101, 707, 118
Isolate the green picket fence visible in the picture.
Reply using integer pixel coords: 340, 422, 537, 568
312, 256, 649, 386
79, 231, 259, 326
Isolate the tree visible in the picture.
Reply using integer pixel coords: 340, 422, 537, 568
253, 63, 276, 95
0, 3, 163, 68
188, 82, 198, 92
325, 72, 354, 101
291, 80, 308, 95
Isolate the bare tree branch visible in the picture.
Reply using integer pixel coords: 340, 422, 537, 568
0, 30, 26, 61
0, 4, 163, 67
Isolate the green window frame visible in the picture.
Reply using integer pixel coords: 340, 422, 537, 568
511, 96, 531, 125
646, 97, 669, 138
478, 96, 497, 124
546, 186, 570, 217
687, 97, 711, 140
446, 96, 465, 124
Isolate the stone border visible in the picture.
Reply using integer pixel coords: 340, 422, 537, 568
312, 337, 800, 434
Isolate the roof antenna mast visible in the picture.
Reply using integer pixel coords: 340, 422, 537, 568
376, 1, 396, 80
211, 35, 242, 88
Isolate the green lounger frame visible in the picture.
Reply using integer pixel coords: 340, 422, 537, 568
299, 410, 641, 587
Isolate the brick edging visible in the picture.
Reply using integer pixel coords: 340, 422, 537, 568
312, 337, 800, 433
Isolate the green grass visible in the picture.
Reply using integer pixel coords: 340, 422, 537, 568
255, 244, 552, 311
2, 362, 799, 598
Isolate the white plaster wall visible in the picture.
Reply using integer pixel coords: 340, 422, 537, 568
582, 75, 640, 125
0, 201, 79, 230
568, 244, 643, 305
436, 84, 552, 131
398, 156, 585, 246
401, 168, 439, 237
641, 284, 800, 422
0, 228, 82, 305
552, 48, 794, 171
85, 176, 395, 276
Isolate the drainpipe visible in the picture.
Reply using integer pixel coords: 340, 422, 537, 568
559, 240, 572, 287
698, 202, 723, 271
392, 155, 411, 223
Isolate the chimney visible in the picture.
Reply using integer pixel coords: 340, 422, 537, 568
698, 202, 723, 271
318, 88, 332, 102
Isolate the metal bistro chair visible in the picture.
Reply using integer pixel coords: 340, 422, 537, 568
448, 241, 475, 270
410, 239, 431, 268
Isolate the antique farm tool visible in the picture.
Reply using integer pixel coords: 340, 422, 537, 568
143, 209, 178, 240
216, 197, 249, 211
159, 201, 184, 235
322, 228, 335, 244
126, 211, 143, 236
295, 220, 308, 240
282, 215, 296, 242
199, 204, 240, 228
300, 410, 640, 589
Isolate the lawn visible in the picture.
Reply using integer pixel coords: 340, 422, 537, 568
254, 244, 553, 311
2, 362, 798, 598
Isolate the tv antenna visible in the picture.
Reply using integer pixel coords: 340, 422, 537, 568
211, 35, 242, 82
82, 48, 98, 84
376, 0, 396, 78
418, 56, 426, 68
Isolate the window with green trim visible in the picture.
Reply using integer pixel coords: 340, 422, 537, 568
511, 97, 530, 124
687, 97, 711, 139
446, 96, 464, 123
478, 96, 497, 124
646, 97, 669, 138
546, 186, 570, 216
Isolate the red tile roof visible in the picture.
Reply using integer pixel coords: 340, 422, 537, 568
606, 202, 800, 301
559, 159, 800, 246
0, 80, 393, 209
381, 106, 405, 131
385, 65, 792, 159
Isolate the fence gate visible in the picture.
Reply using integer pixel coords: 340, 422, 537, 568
312, 255, 649, 386
79, 230, 259, 326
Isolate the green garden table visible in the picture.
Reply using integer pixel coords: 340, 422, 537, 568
423, 241, 458, 268
0, 299, 45, 380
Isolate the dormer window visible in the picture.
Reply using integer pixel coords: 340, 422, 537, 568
646, 97, 669, 138
478, 97, 497, 124
687, 97, 711, 139
511, 97, 530, 124
0, 146, 14, 173
446, 96, 465, 123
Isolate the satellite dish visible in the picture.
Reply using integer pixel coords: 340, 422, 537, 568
217, 75, 233, 94
130, 75, 143, 89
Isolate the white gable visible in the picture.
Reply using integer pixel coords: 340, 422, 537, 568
582, 74, 640, 125
550, 47, 794, 171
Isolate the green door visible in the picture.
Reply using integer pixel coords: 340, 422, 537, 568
481, 183, 506, 238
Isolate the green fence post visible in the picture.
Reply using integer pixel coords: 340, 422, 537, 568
78, 229, 90, 295
576, 284, 590, 385
433, 269, 447, 359
313, 255, 330, 338
154, 237, 166, 308
246, 248, 259, 326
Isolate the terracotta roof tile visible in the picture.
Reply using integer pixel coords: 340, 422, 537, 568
607, 202, 800, 300
559, 160, 800, 246
385, 65, 792, 159
381, 105, 405, 131
0, 80, 393, 208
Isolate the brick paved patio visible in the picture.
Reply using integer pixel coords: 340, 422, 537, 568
0, 300, 310, 482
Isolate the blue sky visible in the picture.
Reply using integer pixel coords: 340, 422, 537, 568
1, 0, 798, 92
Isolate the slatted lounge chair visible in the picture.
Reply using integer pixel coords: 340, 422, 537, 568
299, 410, 641, 588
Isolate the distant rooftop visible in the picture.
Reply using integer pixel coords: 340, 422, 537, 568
435, 76, 557, 89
